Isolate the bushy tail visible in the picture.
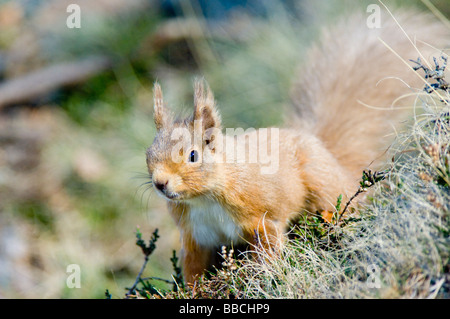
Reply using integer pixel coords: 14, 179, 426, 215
290, 8, 449, 179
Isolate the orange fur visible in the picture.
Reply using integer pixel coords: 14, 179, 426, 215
146, 10, 449, 283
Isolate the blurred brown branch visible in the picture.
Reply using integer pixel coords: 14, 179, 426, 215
0, 55, 112, 108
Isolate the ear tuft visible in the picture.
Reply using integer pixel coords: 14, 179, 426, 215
153, 82, 167, 130
193, 79, 221, 131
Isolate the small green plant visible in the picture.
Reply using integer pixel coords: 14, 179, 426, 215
125, 227, 160, 298
410, 56, 449, 96
335, 194, 343, 215
290, 169, 386, 252
122, 228, 187, 298
335, 169, 387, 225
170, 250, 184, 292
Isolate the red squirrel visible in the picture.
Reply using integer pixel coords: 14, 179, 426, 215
145, 10, 449, 283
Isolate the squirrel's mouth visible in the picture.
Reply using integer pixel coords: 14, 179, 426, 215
165, 192, 181, 200
155, 187, 184, 201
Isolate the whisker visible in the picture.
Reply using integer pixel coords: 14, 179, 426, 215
142, 186, 155, 213
131, 172, 153, 180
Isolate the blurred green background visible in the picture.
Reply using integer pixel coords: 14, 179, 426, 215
0, 0, 448, 298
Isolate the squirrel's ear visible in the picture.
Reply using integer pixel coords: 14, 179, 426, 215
153, 82, 168, 130
193, 80, 221, 130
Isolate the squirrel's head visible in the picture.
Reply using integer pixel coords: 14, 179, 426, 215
146, 80, 223, 201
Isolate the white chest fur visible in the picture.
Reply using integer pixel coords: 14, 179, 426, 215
187, 198, 243, 248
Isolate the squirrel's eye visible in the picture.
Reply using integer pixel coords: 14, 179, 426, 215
189, 150, 199, 163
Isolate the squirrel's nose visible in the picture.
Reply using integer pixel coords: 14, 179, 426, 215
154, 180, 168, 193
